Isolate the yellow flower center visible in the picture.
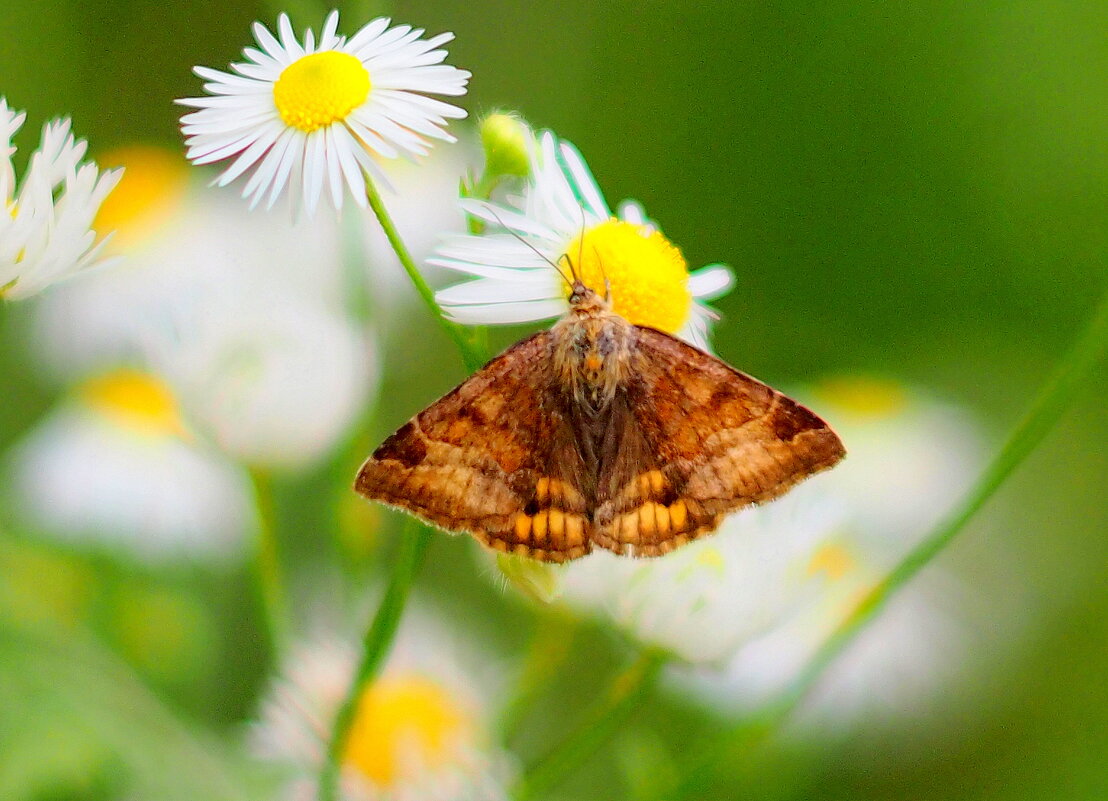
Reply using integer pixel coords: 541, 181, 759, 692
806, 543, 856, 581
273, 51, 370, 133
814, 376, 909, 419
94, 146, 190, 252
344, 674, 476, 788
80, 369, 187, 439
566, 219, 692, 333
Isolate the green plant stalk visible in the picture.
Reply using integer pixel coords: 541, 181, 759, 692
657, 287, 1108, 800
363, 174, 486, 372
318, 519, 432, 801
512, 649, 668, 801
248, 466, 288, 650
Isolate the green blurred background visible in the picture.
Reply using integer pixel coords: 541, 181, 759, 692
1, 1, 1105, 799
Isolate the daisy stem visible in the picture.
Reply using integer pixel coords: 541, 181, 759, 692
511, 648, 668, 801
363, 174, 487, 372
319, 518, 432, 801
248, 466, 288, 650
655, 287, 1108, 801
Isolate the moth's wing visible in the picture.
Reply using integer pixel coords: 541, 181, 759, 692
591, 327, 846, 557
355, 332, 593, 563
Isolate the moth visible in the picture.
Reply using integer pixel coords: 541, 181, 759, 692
356, 280, 845, 563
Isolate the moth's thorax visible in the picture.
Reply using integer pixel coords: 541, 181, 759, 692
552, 284, 636, 411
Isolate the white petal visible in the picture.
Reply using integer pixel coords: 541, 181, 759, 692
688, 264, 735, 300
444, 298, 566, 325
436, 276, 560, 305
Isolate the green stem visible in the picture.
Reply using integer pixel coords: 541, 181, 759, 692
363, 174, 485, 372
318, 520, 433, 801
657, 287, 1108, 801
512, 649, 668, 801
248, 466, 288, 650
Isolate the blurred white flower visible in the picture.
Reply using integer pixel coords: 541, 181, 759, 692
252, 611, 515, 800
0, 97, 121, 300
5, 369, 254, 562
178, 11, 469, 216
32, 146, 378, 471
155, 293, 374, 470
674, 377, 991, 733
430, 131, 734, 350
556, 495, 847, 664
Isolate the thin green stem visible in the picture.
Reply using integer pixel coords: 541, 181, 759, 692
656, 287, 1108, 801
318, 520, 433, 801
363, 174, 485, 372
511, 649, 668, 801
248, 466, 288, 650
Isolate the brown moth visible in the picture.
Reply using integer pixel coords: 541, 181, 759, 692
355, 280, 845, 563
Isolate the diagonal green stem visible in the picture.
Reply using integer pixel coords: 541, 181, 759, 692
318, 520, 432, 801
511, 649, 668, 801
363, 174, 485, 372
657, 287, 1108, 800
248, 466, 288, 650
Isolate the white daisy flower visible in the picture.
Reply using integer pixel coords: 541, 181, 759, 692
6, 369, 255, 562
0, 97, 121, 300
178, 11, 470, 216
252, 612, 515, 800
430, 131, 735, 350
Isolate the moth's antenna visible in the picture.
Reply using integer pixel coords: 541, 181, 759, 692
486, 207, 572, 289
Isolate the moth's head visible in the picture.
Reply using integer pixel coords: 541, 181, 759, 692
567, 280, 611, 316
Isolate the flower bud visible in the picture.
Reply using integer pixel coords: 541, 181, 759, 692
479, 112, 532, 180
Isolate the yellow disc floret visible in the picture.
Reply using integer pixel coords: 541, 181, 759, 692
566, 219, 692, 333
344, 674, 475, 787
81, 369, 187, 439
273, 51, 370, 133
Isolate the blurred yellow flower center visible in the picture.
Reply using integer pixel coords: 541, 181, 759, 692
806, 543, 856, 581
344, 674, 475, 787
566, 219, 691, 333
94, 146, 190, 252
815, 376, 908, 419
273, 51, 370, 133
81, 369, 186, 438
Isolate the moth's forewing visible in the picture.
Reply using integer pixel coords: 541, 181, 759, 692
355, 331, 594, 562
587, 325, 846, 556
